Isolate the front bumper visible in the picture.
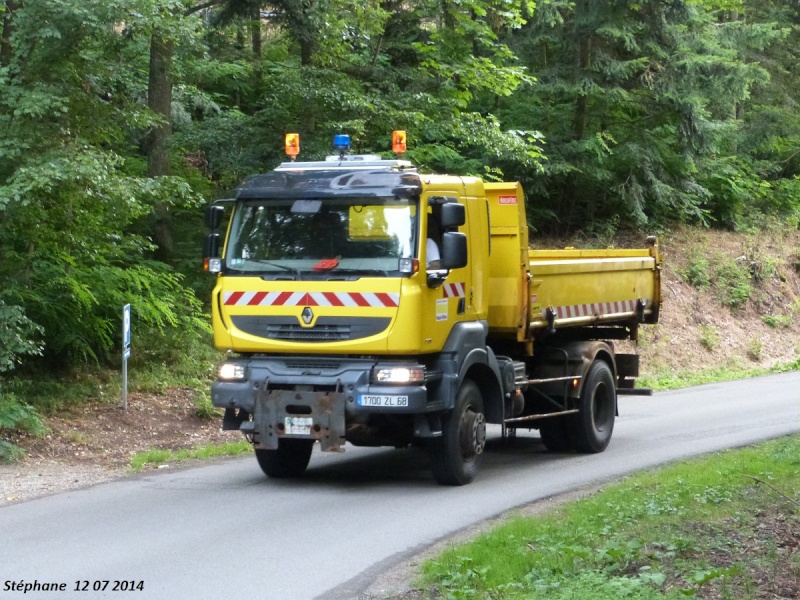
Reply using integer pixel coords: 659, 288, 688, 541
211, 356, 440, 451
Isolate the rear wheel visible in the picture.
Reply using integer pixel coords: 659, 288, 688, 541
430, 380, 486, 486
571, 360, 616, 453
255, 438, 314, 478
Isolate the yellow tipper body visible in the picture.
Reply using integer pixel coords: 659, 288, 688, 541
526, 246, 661, 331
484, 182, 661, 343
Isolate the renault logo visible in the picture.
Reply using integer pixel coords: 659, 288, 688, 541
301, 306, 314, 325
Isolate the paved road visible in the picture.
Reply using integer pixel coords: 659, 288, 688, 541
1, 372, 798, 599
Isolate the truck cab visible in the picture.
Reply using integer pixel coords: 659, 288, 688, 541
208, 147, 503, 484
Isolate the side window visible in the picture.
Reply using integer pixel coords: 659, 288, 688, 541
426, 208, 442, 269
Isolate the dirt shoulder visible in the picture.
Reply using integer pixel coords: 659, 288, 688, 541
0, 389, 242, 506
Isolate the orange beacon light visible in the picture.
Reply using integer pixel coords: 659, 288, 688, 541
392, 130, 407, 155
285, 133, 300, 159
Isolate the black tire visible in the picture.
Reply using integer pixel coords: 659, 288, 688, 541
430, 380, 486, 486
255, 438, 314, 478
571, 360, 616, 453
538, 417, 573, 452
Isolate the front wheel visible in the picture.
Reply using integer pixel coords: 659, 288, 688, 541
571, 360, 616, 453
255, 438, 314, 478
430, 380, 486, 486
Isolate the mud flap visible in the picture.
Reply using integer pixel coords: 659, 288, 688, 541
254, 389, 346, 452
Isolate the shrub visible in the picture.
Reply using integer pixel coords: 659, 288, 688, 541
0, 393, 46, 463
684, 256, 711, 289
762, 314, 793, 328
699, 325, 720, 351
747, 337, 764, 362
0, 150, 207, 368
713, 260, 752, 308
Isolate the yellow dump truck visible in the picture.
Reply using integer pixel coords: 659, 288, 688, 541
205, 134, 662, 485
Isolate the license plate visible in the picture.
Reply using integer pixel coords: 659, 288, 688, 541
358, 395, 409, 407
284, 416, 312, 435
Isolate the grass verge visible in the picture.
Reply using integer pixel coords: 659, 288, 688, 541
418, 435, 800, 599
639, 355, 800, 391
130, 441, 252, 471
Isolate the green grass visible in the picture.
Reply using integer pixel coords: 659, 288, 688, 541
638, 365, 772, 390
638, 355, 800, 391
419, 435, 800, 599
130, 441, 252, 471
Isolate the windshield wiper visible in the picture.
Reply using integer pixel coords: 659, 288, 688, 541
246, 260, 303, 280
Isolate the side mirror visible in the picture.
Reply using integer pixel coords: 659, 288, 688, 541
441, 232, 467, 270
440, 203, 465, 228
206, 205, 225, 230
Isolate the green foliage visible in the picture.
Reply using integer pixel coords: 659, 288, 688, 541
699, 157, 772, 230
747, 336, 764, 361
0, 392, 46, 463
0, 150, 207, 367
0, 393, 45, 434
495, 0, 795, 232
130, 338, 219, 395
762, 314, 793, 328
193, 392, 220, 420
713, 259, 753, 308
698, 324, 721, 351
0, 301, 42, 373
683, 255, 712, 289
637, 363, 771, 391
0, 301, 45, 461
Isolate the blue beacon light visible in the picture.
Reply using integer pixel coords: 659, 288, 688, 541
333, 134, 351, 156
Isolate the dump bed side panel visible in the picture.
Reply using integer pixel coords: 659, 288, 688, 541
527, 247, 661, 332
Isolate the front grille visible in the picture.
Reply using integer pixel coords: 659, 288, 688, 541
232, 315, 391, 342
266, 324, 351, 341
282, 359, 344, 371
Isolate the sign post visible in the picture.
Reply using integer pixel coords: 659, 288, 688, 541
122, 304, 131, 410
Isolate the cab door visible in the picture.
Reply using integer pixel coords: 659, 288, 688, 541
417, 192, 471, 353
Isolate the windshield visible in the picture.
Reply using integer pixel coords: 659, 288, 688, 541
225, 196, 418, 277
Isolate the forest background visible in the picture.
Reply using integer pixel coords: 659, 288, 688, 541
1, 0, 800, 460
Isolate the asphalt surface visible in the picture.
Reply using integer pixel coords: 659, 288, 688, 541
1, 371, 798, 599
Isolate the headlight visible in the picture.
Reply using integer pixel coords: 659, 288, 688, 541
218, 363, 246, 381
372, 366, 425, 384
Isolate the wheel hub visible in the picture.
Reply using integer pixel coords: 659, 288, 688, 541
460, 409, 486, 458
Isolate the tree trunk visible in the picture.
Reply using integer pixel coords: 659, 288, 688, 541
300, 36, 314, 66
251, 8, 262, 58
0, 0, 21, 67
144, 32, 174, 261
145, 33, 173, 177
573, 34, 591, 140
